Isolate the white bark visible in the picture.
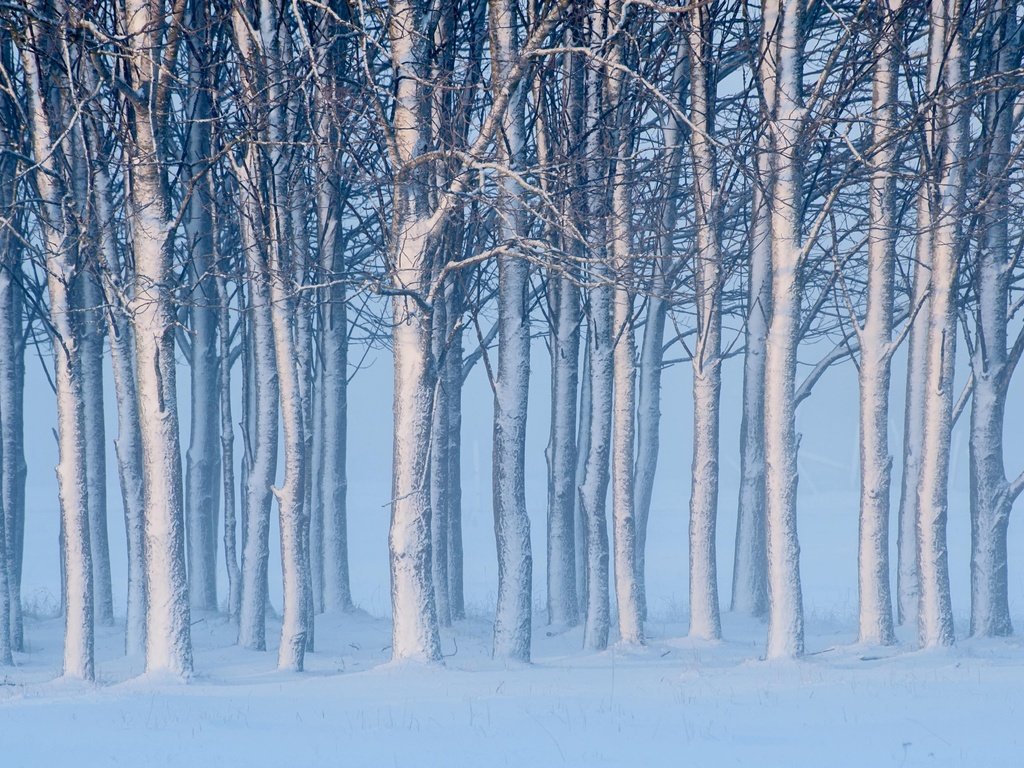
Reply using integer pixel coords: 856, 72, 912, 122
685, 3, 722, 642
857, 0, 900, 647
605, 0, 642, 646
547, 272, 580, 627
763, 0, 805, 659
21, 28, 93, 678
490, 0, 533, 662
967, 0, 1018, 639
915, 0, 963, 649
184, 5, 221, 612
316, 168, 352, 614
896, 189, 930, 630
580, 17, 611, 650
79, 273, 112, 627
732, 2, 775, 622
388, 0, 442, 662
217, 272, 241, 621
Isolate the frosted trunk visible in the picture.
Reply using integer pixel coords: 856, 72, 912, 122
547, 273, 580, 627
896, 191, 930, 629
79, 274, 112, 628
184, 40, 221, 612
763, 0, 805, 659
0, 153, 24, 653
22, 36, 94, 677
857, 0, 900, 646
685, 4, 722, 642
915, 0, 962, 649
605, 0, 642, 646
489, 0, 533, 662
968, 0, 1017, 639
430, 292, 452, 627
732, 13, 775, 622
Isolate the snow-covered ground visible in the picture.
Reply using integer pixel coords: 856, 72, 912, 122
2, 607, 1022, 766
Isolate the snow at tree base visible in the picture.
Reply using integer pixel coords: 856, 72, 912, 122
1, 0, 1023, 765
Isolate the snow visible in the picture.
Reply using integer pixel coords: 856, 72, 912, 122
3, 607, 1022, 766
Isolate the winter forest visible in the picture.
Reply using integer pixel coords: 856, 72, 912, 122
1, 0, 1023, 764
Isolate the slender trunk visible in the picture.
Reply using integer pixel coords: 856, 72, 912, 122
236, 152, 279, 651
217, 272, 241, 620
603, 0, 643, 647
431, 288, 452, 627
685, 3, 722, 642
857, 0, 900, 647
490, 0, 532, 662
0, 84, 25, 651
732, 170, 771, 620
896, 190, 930, 629
547, 273, 580, 627
21, 34, 93, 677
763, 0, 805, 659
915, 0, 962, 649
968, 0, 1017, 639
79, 272, 112, 627
448, 319, 465, 621
184, 41, 221, 612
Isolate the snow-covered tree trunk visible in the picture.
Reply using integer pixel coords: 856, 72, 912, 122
430, 288, 452, 627
896, 189, 930, 629
490, 0, 533, 662
0, 242, 24, 655
0, 31, 15, 660
317, 172, 352, 615
120, 0, 194, 676
184, 5, 221, 612
0, 42, 25, 652
731, 6, 775, 622
915, 0, 963, 649
388, 0, 442, 663
21, 30, 93, 678
235, 149, 279, 652
547, 272, 580, 628
580, 276, 612, 652
85, 90, 147, 653
447, 323, 465, 622
605, 0, 642, 646
580, 17, 611, 650
856, 0, 900, 647
685, 2, 723, 642
77, 271, 112, 628
967, 0, 1019, 639
762, 0, 806, 659
217, 271, 241, 621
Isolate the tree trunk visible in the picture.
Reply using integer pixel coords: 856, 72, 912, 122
184, 16, 221, 611
968, 0, 1018, 639
21, 33, 93, 677
763, 0, 805, 659
915, 0, 962, 649
490, 0, 533, 662
857, 0, 900, 647
685, 2, 723, 642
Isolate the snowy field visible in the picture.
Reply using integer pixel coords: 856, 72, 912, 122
3, 608, 1023, 766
